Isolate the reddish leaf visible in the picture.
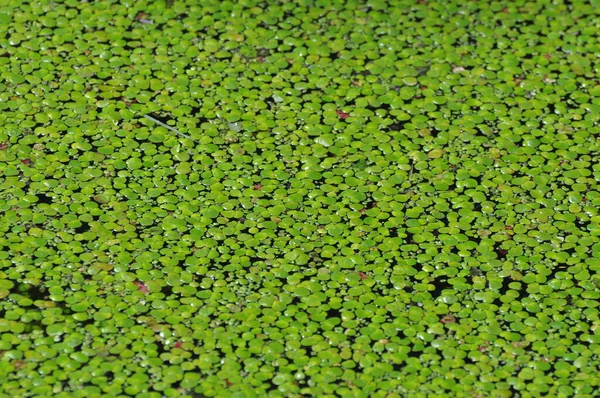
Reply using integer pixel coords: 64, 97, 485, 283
337, 110, 350, 119
133, 280, 148, 294
0, 143, 8, 150
121, 96, 133, 107
544, 54, 551, 60
13, 360, 26, 370
135, 12, 153, 24
496, 248, 508, 258
174, 341, 183, 349
21, 158, 31, 165
253, 183, 263, 190
357, 272, 368, 281
440, 315, 456, 324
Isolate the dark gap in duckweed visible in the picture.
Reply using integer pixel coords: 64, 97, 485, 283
35, 193, 52, 204
161, 285, 174, 297
430, 277, 452, 298
366, 103, 391, 112
500, 277, 528, 300
404, 231, 415, 245
73, 222, 90, 234
387, 122, 406, 132
189, 107, 207, 121
10, 283, 48, 302
187, 393, 208, 398
174, 12, 189, 22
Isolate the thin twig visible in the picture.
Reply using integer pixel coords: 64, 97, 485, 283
143, 114, 199, 144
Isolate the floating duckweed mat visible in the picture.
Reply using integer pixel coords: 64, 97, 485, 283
1, 0, 600, 397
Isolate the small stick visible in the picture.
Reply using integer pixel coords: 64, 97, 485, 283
143, 114, 199, 144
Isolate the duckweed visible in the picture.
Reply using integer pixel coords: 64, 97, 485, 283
1, 0, 600, 397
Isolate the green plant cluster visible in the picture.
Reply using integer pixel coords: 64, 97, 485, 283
1, 0, 600, 397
